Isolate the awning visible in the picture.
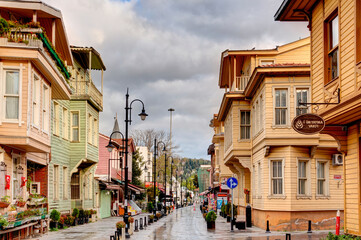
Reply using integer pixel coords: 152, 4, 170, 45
112, 179, 145, 194
99, 180, 121, 190
200, 190, 210, 196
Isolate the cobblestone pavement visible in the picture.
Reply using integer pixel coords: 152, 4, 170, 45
35, 206, 338, 240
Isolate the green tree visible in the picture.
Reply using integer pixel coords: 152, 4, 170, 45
132, 149, 144, 186
193, 174, 199, 188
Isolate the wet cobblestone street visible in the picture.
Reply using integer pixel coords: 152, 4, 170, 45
35, 205, 337, 240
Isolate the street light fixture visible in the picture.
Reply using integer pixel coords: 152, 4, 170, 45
153, 139, 166, 216
107, 89, 147, 239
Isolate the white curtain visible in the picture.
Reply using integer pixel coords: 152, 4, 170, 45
5, 71, 19, 119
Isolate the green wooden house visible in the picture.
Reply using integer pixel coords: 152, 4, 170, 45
49, 47, 105, 214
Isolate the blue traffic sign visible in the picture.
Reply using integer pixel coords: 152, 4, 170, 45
227, 177, 238, 189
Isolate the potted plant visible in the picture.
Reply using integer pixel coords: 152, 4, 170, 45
84, 210, 91, 223
0, 196, 10, 208
128, 216, 134, 235
220, 202, 225, 217
50, 209, 60, 229
149, 214, 154, 224
206, 211, 217, 229
147, 202, 154, 213
58, 216, 65, 229
91, 209, 97, 222
65, 216, 75, 226
0, 215, 9, 229
225, 202, 231, 222
72, 208, 79, 226
203, 213, 207, 219
78, 209, 85, 225
116, 221, 126, 235
155, 212, 161, 220
15, 197, 26, 207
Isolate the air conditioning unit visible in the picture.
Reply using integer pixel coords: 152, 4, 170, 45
332, 154, 343, 166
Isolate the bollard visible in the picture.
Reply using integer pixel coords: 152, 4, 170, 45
114, 231, 119, 240
134, 219, 139, 232
265, 220, 271, 233
144, 217, 147, 227
336, 210, 340, 236
110, 236, 115, 240
140, 218, 144, 230
286, 233, 291, 240
307, 220, 312, 233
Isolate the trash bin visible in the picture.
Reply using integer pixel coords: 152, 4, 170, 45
246, 204, 252, 228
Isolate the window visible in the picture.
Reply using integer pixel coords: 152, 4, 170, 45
0, 155, 6, 197
71, 173, 80, 199
63, 167, 68, 199
88, 114, 93, 144
5, 71, 20, 120
326, 14, 339, 83
93, 118, 97, 146
274, 89, 288, 125
42, 85, 49, 132
84, 174, 89, 200
53, 165, 59, 200
71, 112, 79, 141
317, 161, 327, 196
297, 160, 311, 195
259, 95, 263, 129
271, 160, 283, 195
296, 89, 309, 116
89, 173, 93, 200
12, 155, 21, 200
260, 60, 274, 66
62, 108, 68, 139
257, 162, 261, 196
32, 75, 40, 126
53, 102, 59, 135
240, 111, 250, 139
256, 101, 260, 133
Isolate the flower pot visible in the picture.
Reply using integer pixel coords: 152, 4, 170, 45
16, 201, 26, 207
149, 219, 153, 224
50, 221, 58, 229
207, 221, 215, 229
73, 218, 78, 226
227, 216, 231, 222
0, 202, 9, 208
117, 228, 123, 236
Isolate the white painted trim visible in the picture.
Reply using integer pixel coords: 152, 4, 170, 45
2, 66, 21, 124
268, 157, 286, 198
315, 158, 330, 198
272, 86, 291, 127
27, 62, 32, 133
296, 157, 312, 198
293, 86, 311, 117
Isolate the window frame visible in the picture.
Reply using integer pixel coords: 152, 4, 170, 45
3, 68, 21, 123
273, 87, 290, 127
268, 158, 285, 198
63, 166, 68, 200
88, 114, 93, 145
53, 164, 59, 200
11, 153, 21, 201
62, 107, 69, 140
53, 102, 60, 136
32, 73, 40, 128
297, 158, 311, 198
324, 11, 339, 84
42, 83, 50, 133
257, 161, 262, 197
316, 159, 330, 198
294, 87, 310, 117
71, 111, 80, 142
239, 110, 251, 140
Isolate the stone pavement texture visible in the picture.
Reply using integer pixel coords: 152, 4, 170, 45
34, 205, 338, 240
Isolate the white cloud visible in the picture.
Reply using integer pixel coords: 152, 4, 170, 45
45, 0, 309, 159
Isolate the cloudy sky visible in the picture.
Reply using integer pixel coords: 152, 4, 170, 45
45, 0, 309, 159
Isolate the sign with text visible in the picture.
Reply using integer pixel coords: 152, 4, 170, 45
292, 113, 325, 135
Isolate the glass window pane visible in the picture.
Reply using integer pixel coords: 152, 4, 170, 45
6, 71, 19, 94
281, 90, 287, 107
73, 129, 79, 141
331, 16, 339, 48
275, 90, 280, 107
281, 109, 286, 125
331, 49, 339, 79
72, 113, 79, 127
6, 97, 19, 119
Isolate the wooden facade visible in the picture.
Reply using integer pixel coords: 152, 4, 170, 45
49, 47, 105, 213
276, 0, 361, 235
212, 38, 344, 231
0, 1, 72, 219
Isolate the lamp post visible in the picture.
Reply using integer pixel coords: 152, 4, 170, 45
153, 139, 166, 216
180, 175, 183, 208
168, 156, 174, 208
107, 89, 147, 239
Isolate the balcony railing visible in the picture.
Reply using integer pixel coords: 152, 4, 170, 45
232, 75, 250, 92
70, 79, 103, 109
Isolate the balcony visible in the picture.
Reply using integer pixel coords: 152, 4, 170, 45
231, 76, 250, 92
70, 79, 103, 111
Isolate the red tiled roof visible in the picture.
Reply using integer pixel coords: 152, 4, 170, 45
258, 63, 310, 68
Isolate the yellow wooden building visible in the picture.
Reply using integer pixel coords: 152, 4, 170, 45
275, 0, 361, 235
213, 37, 344, 231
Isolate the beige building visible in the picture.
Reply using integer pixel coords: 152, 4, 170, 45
212, 37, 344, 231
275, 0, 361, 235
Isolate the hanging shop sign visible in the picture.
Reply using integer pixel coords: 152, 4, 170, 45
292, 113, 325, 135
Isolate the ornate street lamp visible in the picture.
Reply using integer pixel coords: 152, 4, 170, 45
107, 89, 147, 239
153, 140, 166, 216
